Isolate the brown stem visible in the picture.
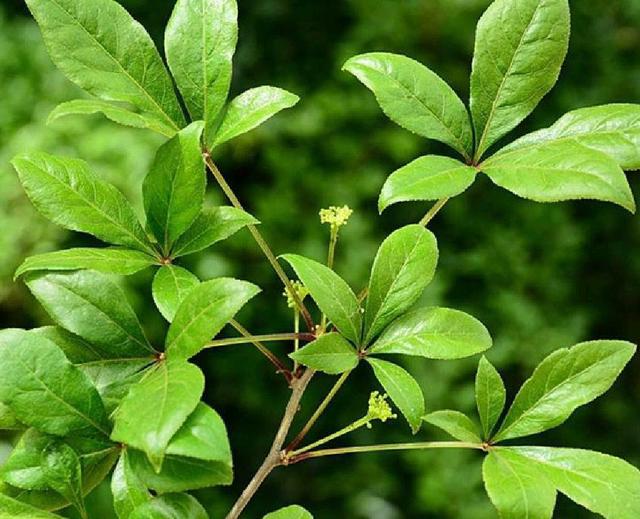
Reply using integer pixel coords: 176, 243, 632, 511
225, 369, 315, 519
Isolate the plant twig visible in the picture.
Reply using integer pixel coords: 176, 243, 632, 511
225, 369, 315, 519
205, 332, 316, 349
203, 151, 314, 331
419, 197, 449, 227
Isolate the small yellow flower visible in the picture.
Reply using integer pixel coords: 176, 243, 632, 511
365, 391, 397, 428
282, 280, 309, 309
319, 205, 353, 231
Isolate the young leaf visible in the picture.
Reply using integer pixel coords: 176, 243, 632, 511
369, 307, 492, 359
26, 270, 155, 358
1, 429, 53, 490
0, 494, 61, 518
475, 357, 506, 440
281, 254, 362, 344
127, 449, 232, 493
510, 446, 640, 518
41, 442, 85, 517
494, 340, 636, 442
423, 410, 482, 443
0, 329, 110, 438
143, 122, 205, 254
481, 140, 636, 213
12, 153, 154, 254
47, 99, 176, 137
165, 278, 260, 359
167, 403, 231, 465
211, 86, 300, 148
501, 104, 640, 170
25, 0, 185, 131
15, 248, 157, 279
470, 0, 570, 159
367, 358, 424, 433
171, 206, 258, 258
483, 449, 556, 519
111, 359, 204, 471
111, 450, 151, 519
129, 493, 208, 519
364, 225, 438, 344
165, 0, 238, 143
378, 156, 478, 213
263, 505, 313, 519
152, 266, 200, 322
343, 53, 473, 159
289, 333, 359, 375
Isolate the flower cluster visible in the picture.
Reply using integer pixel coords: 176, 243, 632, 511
319, 205, 353, 232
365, 391, 397, 428
282, 280, 309, 309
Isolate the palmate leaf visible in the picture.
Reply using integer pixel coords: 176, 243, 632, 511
143, 122, 206, 255
263, 505, 313, 519
481, 140, 636, 213
165, 278, 260, 359
470, 0, 570, 159
166, 0, 238, 144
289, 333, 359, 375
281, 254, 362, 345
501, 104, 640, 170
475, 357, 506, 440
494, 340, 636, 442
111, 359, 204, 471
343, 53, 473, 159
378, 156, 478, 213
0, 330, 110, 438
211, 86, 300, 148
25, 0, 185, 133
111, 450, 151, 519
129, 493, 208, 519
367, 358, 424, 433
152, 266, 200, 322
15, 248, 157, 278
11, 153, 155, 254
369, 307, 492, 359
364, 225, 438, 344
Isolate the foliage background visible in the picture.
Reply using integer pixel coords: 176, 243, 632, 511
0, 0, 639, 517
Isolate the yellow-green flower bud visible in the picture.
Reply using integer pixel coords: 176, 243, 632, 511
282, 280, 309, 309
319, 205, 353, 232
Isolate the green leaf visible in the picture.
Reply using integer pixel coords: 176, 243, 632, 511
0, 329, 110, 438
47, 99, 176, 137
281, 254, 362, 344
211, 86, 300, 148
481, 140, 636, 213
12, 153, 154, 253
264, 505, 313, 519
475, 356, 506, 440
483, 449, 556, 519
289, 333, 359, 375
26, 271, 155, 358
366, 358, 424, 433
111, 450, 151, 519
15, 248, 157, 278
152, 266, 200, 322
0, 402, 22, 430
143, 122, 205, 254
165, 278, 260, 359
25, 0, 185, 131
171, 206, 258, 258
111, 359, 204, 471
470, 0, 570, 158
165, 0, 238, 143
127, 449, 232, 493
494, 340, 636, 442
129, 493, 208, 519
364, 225, 438, 344
369, 307, 492, 359
378, 156, 477, 213
343, 52, 473, 159
423, 410, 482, 443
509, 446, 640, 518
500, 104, 640, 170
41, 442, 85, 517
1, 429, 52, 490
0, 494, 62, 518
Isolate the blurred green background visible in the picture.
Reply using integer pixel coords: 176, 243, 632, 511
1, 0, 639, 517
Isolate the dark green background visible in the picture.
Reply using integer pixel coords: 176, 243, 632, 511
1, 0, 639, 517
